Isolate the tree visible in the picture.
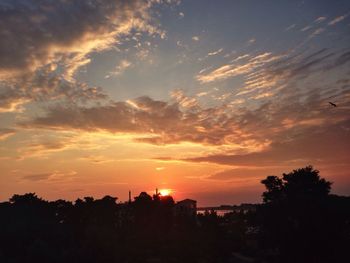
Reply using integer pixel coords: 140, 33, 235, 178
134, 192, 152, 204
258, 166, 341, 263
261, 165, 331, 203
261, 176, 284, 203
9, 192, 44, 205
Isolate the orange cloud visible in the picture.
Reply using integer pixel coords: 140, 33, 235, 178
0, 128, 15, 140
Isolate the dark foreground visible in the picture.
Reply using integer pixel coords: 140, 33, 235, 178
1, 166, 349, 263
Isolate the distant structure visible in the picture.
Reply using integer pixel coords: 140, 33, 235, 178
174, 199, 197, 217
128, 190, 131, 203
197, 203, 257, 215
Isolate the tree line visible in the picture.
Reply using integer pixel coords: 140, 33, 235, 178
0, 166, 349, 263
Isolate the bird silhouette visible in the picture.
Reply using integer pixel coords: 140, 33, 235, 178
328, 101, 337, 107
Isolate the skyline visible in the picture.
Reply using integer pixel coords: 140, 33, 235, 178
1, 0, 350, 206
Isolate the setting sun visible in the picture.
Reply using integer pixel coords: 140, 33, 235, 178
159, 189, 172, 196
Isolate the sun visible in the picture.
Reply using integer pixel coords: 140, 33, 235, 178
159, 189, 171, 196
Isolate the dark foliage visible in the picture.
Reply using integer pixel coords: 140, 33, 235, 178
0, 192, 243, 263
258, 166, 350, 263
0, 166, 349, 263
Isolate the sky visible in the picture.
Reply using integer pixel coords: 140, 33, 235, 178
0, 0, 350, 206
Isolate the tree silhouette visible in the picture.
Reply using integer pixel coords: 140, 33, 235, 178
0, 168, 348, 263
261, 166, 331, 203
261, 176, 284, 203
258, 166, 347, 263
9, 192, 44, 205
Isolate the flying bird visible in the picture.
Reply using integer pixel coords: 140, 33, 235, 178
328, 101, 337, 107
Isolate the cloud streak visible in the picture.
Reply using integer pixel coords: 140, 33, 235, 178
196, 52, 283, 83
328, 14, 348, 26
105, 60, 132, 78
21, 171, 77, 182
0, 128, 15, 140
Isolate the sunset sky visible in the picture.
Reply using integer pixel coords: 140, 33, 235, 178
1, 0, 350, 206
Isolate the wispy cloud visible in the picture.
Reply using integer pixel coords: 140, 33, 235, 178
22, 173, 53, 182
171, 89, 198, 109
15, 132, 109, 159
197, 46, 350, 106
21, 171, 77, 182
196, 52, 282, 83
247, 38, 256, 45
105, 60, 132, 78
79, 155, 114, 164
314, 16, 327, 23
285, 24, 296, 31
0, 96, 30, 113
0, 73, 107, 113
328, 14, 348, 26
207, 48, 223, 56
0, 128, 15, 140
184, 118, 350, 167
301, 25, 313, 32
207, 168, 278, 182
309, 27, 325, 38
192, 36, 200, 41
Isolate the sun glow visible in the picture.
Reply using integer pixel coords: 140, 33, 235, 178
159, 189, 172, 196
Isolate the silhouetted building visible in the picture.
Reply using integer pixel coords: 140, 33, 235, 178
174, 199, 197, 217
